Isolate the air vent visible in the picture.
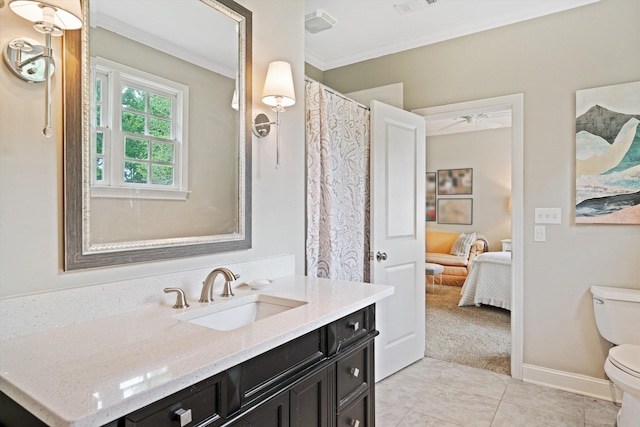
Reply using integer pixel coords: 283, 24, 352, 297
305, 9, 337, 34
394, 0, 438, 15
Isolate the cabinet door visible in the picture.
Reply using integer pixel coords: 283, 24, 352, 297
290, 368, 329, 427
228, 390, 289, 427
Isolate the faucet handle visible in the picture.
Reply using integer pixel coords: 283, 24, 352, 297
164, 287, 189, 309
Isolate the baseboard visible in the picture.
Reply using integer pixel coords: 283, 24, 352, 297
522, 364, 622, 403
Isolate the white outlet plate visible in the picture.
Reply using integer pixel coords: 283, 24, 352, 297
535, 225, 546, 242
535, 208, 561, 224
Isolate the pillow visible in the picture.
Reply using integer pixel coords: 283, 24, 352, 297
449, 233, 477, 258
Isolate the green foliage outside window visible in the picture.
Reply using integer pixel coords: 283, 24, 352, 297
96, 158, 103, 181
124, 161, 148, 184
152, 141, 174, 163
152, 165, 173, 185
125, 137, 149, 160
122, 111, 146, 134
122, 86, 146, 112
150, 94, 171, 118
149, 118, 171, 138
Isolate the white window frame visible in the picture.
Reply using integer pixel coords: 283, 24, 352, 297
90, 57, 189, 200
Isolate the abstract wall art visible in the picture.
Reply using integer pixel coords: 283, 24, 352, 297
575, 81, 640, 224
426, 172, 436, 221
437, 198, 473, 225
437, 168, 473, 195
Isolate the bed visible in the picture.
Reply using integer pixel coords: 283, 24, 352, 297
458, 252, 512, 310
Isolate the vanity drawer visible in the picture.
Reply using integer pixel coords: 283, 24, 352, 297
241, 328, 325, 404
124, 377, 221, 427
337, 392, 370, 427
334, 307, 369, 352
336, 342, 370, 409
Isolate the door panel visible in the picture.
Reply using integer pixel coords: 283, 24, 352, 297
370, 100, 425, 382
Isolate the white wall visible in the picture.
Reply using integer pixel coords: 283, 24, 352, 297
426, 128, 512, 251
0, 0, 306, 298
322, 0, 640, 381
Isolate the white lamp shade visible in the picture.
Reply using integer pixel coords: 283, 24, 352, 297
10, 0, 83, 30
262, 61, 295, 108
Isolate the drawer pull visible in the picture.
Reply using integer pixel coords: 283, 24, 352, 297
350, 367, 360, 378
174, 408, 192, 427
348, 321, 360, 331
350, 419, 360, 427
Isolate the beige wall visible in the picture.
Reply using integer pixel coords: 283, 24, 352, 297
427, 128, 511, 251
323, 0, 640, 379
0, 0, 305, 297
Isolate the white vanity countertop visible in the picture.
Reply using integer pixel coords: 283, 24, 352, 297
0, 276, 392, 427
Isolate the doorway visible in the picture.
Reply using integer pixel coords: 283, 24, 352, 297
413, 93, 524, 379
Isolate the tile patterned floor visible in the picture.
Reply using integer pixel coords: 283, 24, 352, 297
375, 358, 619, 426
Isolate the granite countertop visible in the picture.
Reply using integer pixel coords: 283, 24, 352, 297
0, 275, 392, 427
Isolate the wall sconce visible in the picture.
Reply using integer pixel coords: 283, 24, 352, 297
252, 61, 295, 167
3, 0, 83, 137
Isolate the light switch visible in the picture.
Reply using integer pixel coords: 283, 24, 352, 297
535, 208, 561, 224
534, 225, 546, 242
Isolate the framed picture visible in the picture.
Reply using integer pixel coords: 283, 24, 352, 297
575, 81, 640, 224
437, 198, 473, 225
437, 168, 473, 195
426, 172, 436, 221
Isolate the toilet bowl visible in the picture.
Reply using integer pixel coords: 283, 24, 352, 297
605, 344, 640, 426
591, 286, 640, 427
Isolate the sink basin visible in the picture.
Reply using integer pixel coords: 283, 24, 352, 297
175, 294, 307, 331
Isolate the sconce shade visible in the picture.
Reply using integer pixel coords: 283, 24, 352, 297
261, 61, 295, 109
10, 0, 83, 31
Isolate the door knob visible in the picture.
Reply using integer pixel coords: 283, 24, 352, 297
376, 251, 387, 261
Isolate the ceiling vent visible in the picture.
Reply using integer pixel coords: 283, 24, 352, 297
305, 9, 337, 34
394, 0, 438, 15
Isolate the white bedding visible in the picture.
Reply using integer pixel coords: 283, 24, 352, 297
458, 252, 512, 310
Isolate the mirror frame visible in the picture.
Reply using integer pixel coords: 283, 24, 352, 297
64, 0, 252, 270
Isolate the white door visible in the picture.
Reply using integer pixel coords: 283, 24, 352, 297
370, 100, 426, 381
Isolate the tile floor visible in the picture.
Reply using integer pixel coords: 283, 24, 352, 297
375, 357, 619, 426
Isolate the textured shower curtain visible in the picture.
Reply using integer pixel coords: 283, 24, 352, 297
305, 80, 370, 282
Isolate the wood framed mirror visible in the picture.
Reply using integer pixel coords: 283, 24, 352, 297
64, 0, 252, 270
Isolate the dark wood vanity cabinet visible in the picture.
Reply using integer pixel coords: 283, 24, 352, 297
0, 305, 376, 427
223, 304, 376, 427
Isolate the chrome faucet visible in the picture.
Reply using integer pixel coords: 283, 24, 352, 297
199, 267, 240, 302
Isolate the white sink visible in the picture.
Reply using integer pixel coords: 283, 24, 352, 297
175, 294, 307, 331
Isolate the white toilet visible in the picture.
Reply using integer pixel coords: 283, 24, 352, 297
591, 286, 640, 427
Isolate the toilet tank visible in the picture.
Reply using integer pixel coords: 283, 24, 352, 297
591, 286, 640, 345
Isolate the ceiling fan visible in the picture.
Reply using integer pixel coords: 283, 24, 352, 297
438, 113, 502, 131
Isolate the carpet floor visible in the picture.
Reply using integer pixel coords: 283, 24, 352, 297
425, 284, 511, 376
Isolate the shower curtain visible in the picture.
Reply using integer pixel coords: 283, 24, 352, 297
305, 80, 370, 282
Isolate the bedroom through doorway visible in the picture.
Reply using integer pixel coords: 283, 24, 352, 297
414, 94, 523, 378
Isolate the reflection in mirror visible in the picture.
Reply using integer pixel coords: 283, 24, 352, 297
64, 0, 252, 270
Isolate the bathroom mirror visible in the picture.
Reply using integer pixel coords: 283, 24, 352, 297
64, 0, 252, 270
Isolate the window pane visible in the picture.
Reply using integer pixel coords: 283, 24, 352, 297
124, 161, 148, 183
125, 137, 149, 160
152, 141, 174, 164
95, 78, 101, 102
96, 157, 103, 181
96, 132, 104, 155
151, 165, 174, 185
150, 94, 171, 118
96, 104, 102, 127
122, 111, 146, 134
121, 86, 146, 112
149, 118, 171, 139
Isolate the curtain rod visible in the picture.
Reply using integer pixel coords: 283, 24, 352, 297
304, 76, 370, 111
